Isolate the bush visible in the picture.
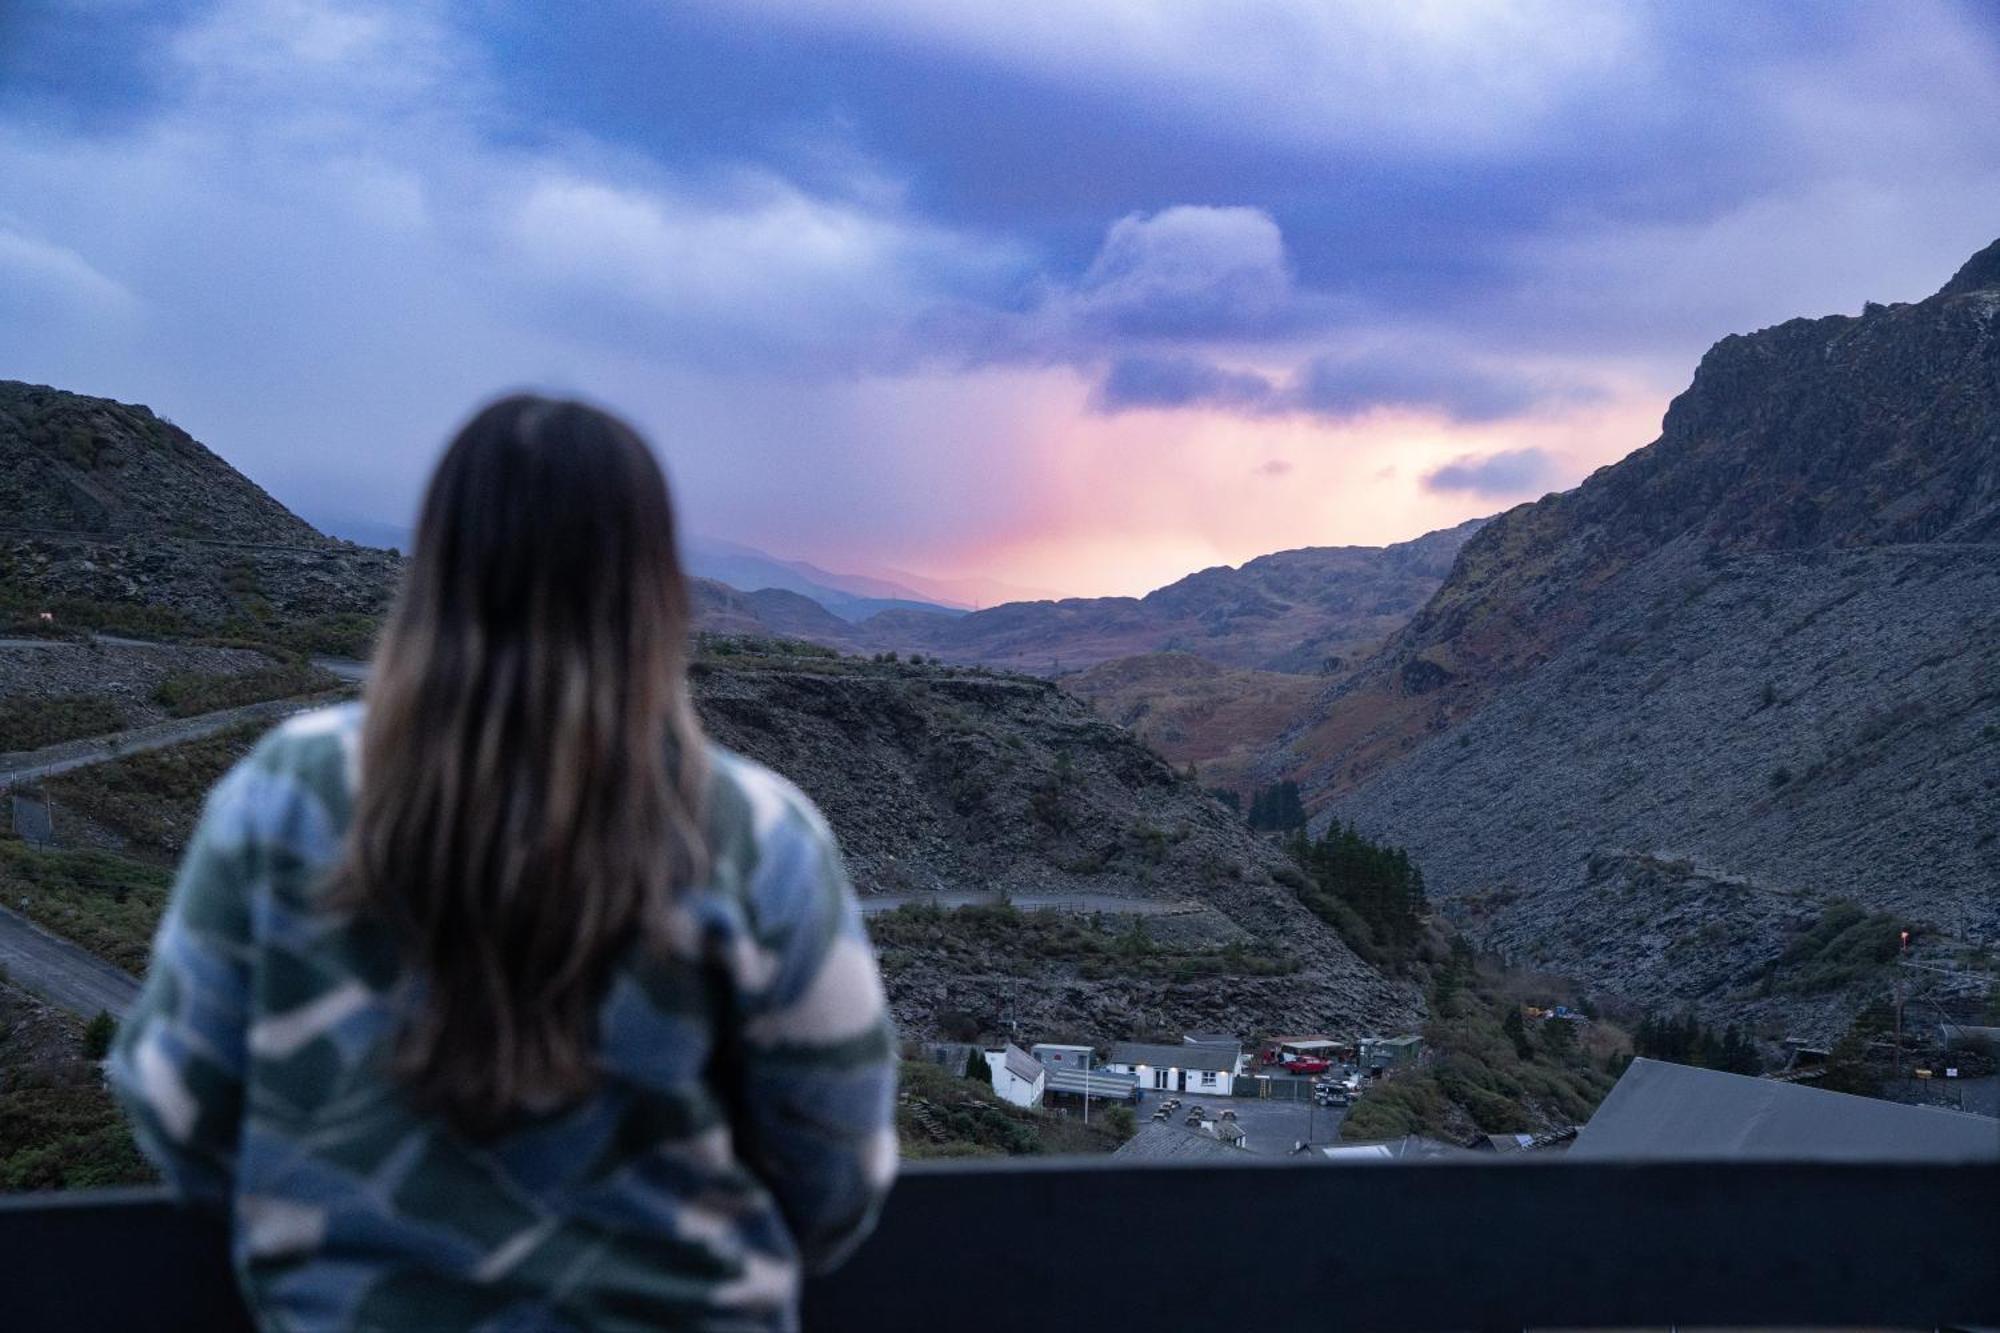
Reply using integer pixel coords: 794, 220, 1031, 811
0, 695, 129, 752
82, 1011, 115, 1061
152, 659, 338, 717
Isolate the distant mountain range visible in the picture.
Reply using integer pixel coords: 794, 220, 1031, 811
1305, 235, 2000, 1034
681, 537, 966, 622
692, 518, 1486, 675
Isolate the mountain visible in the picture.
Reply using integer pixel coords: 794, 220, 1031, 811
1304, 237, 2000, 1034
806, 519, 1482, 675
0, 381, 322, 544
0, 382, 398, 652
691, 645, 1418, 1040
684, 536, 965, 622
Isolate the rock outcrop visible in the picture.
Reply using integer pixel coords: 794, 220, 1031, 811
1304, 238, 2000, 1034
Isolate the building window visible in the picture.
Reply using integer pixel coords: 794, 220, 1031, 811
1200, 1071, 1218, 1087
1153, 1069, 1169, 1089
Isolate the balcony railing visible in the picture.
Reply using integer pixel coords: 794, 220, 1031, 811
2, 1156, 1995, 1331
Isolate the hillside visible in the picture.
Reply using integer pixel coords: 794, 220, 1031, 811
0, 382, 399, 652
692, 643, 1421, 1041
1309, 237, 2000, 1036
1059, 652, 1321, 795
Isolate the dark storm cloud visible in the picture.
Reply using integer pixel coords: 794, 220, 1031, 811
1422, 448, 1564, 498
1095, 355, 1276, 412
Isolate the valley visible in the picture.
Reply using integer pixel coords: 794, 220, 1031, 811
3, 234, 1999, 1182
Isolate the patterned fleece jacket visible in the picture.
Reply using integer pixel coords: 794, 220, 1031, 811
109, 703, 898, 1333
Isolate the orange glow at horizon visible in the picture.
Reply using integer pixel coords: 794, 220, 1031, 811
813, 366, 1674, 601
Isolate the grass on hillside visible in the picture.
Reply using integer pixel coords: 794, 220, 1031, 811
1761, 900, 1908, 996
0, 694, 130, 752
152, 658, 339, 717
0, 987, 152, 1192
0, 844, 172, 973
42, 722, 263, 863
1340, 947, 1620, 1142
898, 1056, 1133, 1159
870, 899, 1298, 982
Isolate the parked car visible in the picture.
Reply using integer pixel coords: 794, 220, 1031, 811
1283, 1056, 1331, 1075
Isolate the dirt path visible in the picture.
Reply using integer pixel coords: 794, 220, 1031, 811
0, 905, 139, 1020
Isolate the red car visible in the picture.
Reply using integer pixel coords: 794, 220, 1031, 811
1282, 1056, 1330, 1075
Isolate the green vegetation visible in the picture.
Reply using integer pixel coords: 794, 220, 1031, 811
0, 693, 129, 751
0, 988, 153, 1191
1763, 900, 1908, 996
43, 723, 262, 862
1245, 780, 1305, 831
0, 588, 192, 642
0, 844, 171, 972
870, 899, 1297, 983
152, 658, 337, 716
81, 1011, 115, 1061
1630, 1012, 1761, 1074
1282, 820, 1427, 969
897, 1057, 1129, 1158
1341, 943, 1618, 1142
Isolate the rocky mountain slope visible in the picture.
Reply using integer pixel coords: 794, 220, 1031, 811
691, 645, 1419, 1041
0, 382, 398, 651
1308, 238, 2000, 1035
1059, 652, 1321, 796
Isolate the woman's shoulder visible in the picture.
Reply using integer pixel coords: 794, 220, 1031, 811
230, 701, 365, 812
702, 744, 836, 856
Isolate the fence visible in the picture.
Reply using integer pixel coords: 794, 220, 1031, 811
2, 1157, 1995, 1331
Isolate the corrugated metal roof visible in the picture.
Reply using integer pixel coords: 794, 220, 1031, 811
1045, 1067, 1139, 1098
1572, 1058, 2000, 1162
1108, 1042, 1236, 1073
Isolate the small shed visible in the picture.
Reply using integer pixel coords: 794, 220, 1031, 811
984, 1044, 1047, 1110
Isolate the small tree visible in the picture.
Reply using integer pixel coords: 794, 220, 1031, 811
83, 1010, 116, 1061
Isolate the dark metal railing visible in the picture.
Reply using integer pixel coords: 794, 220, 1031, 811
2, 1157, 1995, 1331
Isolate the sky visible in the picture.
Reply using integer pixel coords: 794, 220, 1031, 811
2, 2, 1998, 599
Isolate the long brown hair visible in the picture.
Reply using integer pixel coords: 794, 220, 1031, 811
341, 394, 708, 1134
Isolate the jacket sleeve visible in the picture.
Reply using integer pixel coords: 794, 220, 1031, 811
726, 786, 899, 1275
108, 760, 260, 1210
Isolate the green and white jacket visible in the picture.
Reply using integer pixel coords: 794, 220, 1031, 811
110, 703, 898, 1332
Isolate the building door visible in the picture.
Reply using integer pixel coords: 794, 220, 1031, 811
1176, 1069, 1186, 1092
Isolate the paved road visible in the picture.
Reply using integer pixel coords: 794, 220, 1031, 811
858, 891, 1197, 917
0, 905, 140, 1020
0, 692, 345, 790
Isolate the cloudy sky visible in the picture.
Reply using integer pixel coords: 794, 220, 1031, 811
4, 1, 1998, 598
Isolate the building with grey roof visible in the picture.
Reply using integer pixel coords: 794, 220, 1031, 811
1106, 1041, 1240, 1095
1572, 1057, 2000, 1161
1112, 1121, 1248, 1162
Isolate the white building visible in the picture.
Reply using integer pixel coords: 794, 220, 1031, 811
1105, 1041, 1239, 1096
985, 1044, 1047, 1109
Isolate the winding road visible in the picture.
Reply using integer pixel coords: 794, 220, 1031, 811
0, 905, 139, 1020
1, 640, 1192, 1016
857, 891, 1197, 917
